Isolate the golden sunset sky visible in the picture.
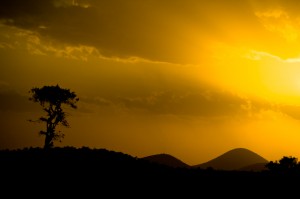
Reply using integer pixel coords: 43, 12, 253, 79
1, 0, 300, 165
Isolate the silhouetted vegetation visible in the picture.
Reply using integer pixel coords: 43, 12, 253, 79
1, 147, 299, 197
265, 156, 300, 174
29, 85, 79, 149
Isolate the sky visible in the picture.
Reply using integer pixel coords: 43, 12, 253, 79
2, 0, 300, 165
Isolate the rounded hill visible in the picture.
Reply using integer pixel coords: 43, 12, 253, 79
193, 148, 268, 171
142, 153, 189, 168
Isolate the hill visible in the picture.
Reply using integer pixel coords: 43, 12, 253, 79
0, 147, 298, 197
238, 162, 268, 172
193, 148, 268, 171
142, 153, 189, 168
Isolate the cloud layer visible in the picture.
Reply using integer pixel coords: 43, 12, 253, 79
2, 0, 299, 63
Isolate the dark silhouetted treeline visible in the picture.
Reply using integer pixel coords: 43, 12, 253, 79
1, 147, 300, 197
265, 156, 300, 175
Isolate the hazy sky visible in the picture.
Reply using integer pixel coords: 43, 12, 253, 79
2, 0, 300, 165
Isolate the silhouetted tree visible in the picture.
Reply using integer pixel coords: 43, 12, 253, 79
265, 156, 299, 173
29, 85, 79, 149
265, 160, 279, 172
279, 156, 298, 169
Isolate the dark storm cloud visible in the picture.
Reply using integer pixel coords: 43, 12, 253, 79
1, 82, 300, 120
1, 0, 299, 63
0, 0, 263, 64
0, 0, 186, 62
81, 88, 300, 119
88, 88, 272, 117
117, 90, 245, 116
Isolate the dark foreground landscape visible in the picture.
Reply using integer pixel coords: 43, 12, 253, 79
1, 147, 300, 197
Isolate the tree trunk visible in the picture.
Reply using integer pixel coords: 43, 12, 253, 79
44, 133, 53, 149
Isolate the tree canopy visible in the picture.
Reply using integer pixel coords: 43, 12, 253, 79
29, 84, 79, 149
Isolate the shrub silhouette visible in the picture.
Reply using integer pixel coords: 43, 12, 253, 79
29, 85, 79, 149
265, 156, 300, 173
